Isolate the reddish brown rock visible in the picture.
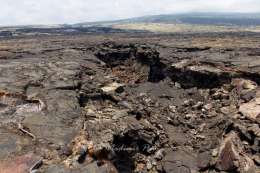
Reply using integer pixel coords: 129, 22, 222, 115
0, 154, 42, 173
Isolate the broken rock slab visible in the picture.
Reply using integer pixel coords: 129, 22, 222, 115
22, 113, 81, 146
168, 60, 260, 89
239, 91, 260, 123
101, 82, 124, 93
231, 78, 258, 91
161, 149, 198, 173
215, 132, 256, 173
168, 60, 236, 88
22, 89, 83, 145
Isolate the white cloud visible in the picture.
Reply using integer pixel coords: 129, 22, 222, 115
0, 0, 260, 26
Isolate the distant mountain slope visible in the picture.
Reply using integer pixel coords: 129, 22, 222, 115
2, 12, 260, 37
75, 13, 260, 27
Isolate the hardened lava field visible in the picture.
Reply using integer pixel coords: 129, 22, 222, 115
0, 32, 259, 173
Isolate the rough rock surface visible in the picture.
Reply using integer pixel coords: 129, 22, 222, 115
0, 33, 259, 172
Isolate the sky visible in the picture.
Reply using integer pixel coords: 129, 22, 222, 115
1, 0, 260, 26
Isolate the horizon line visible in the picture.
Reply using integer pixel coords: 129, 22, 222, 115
1, 11, 260, 28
